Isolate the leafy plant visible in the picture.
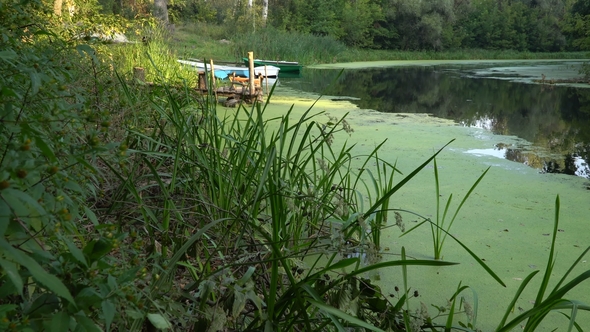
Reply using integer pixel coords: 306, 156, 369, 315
497, 196, 590, 332
400, 158, 489, 260
0, 2, 158, 330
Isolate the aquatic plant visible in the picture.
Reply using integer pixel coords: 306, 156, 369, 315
430, 159, 489, 260
497, 196, 590, 332
401, 158, 489, 261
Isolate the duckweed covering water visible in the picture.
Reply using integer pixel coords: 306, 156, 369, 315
244, 83, 590, 330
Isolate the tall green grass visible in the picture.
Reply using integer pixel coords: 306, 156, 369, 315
168, 22, 588, 65
232, 27, 347, 64
407, 158, 490, 260
171, 22, 236, 61
106, 66, 513, 330
104, 40, 590, 331
103, 26, 198, 85
336, 48, 589, 62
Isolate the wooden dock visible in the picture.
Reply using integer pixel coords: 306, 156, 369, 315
195, 53, 270, 106
197, 71, 264, 106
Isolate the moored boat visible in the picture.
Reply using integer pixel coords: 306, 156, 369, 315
242, 58, 302, 74
178, 59, 280, 79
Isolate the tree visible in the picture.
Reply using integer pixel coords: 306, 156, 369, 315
340, 0, 384, 47
262, 0, 268, 26
384, 0, 455, 50
54, 0, 63, 16
53, 0, 76, 17
560, 0, 590, 50
154, 0, 169, 23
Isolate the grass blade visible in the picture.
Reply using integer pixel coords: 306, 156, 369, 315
362, 139, 455, 221
308, 299, 386, 332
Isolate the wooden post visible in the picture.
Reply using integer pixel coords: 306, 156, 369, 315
209, 59, 217, 101
247, 52, 255, 97
264, 65, 268, 95
198, 71, 206, 90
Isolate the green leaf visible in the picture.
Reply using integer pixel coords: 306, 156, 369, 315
75, 45, 98, 64
25, 293, 60, 316
308, 299, 385, 332
50, 311, 70, 332
0, 239, 75, 305
83, 206, 99, 226
118, 267, 141, 285
64, 181, 84, 194
0, 199, 10, 236
1, 188, 46, 218
64, 238, 88, 268
29, 71, 41, 95
366, 298, 388, 312
497, 270, 539, 330
347, 258, 458, 278
325, 257, 359, 271
232, 289, 247, 318
125, 309, 144, 320
0, 258, 23, 296
237, 266, 256, 286
246, 289, 265, 312
74, 288, 102, 311
34, 136, 57, 163
107, 275, 118, 291
102, 300, 115, 332
147, 313, 172, 330
75, 314, 102, 332
83, 238, 112, 263
0, 50, 17, 60
0, 304, 17, 315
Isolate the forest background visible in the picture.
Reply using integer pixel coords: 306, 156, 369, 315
96, 0, 590, 55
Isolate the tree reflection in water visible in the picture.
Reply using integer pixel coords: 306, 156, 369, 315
288, 65, 590, 178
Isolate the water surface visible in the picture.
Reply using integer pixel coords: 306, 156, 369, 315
285, 61, 590, 178
260, 61, 590, 331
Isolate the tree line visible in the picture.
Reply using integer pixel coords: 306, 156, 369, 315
93, 0, 590, 52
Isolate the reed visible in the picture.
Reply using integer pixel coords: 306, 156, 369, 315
104, 26, 197, 86
497, 196, 590, 332
104, 63, 496, 330
231, 26, 347, 64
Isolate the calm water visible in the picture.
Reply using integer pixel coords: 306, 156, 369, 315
281, 64, 590, 178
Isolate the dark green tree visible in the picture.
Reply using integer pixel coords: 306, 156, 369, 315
562, 0, 590, 50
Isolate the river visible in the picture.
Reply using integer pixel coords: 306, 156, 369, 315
260, 59, 590, 331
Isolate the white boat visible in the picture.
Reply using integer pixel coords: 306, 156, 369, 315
254, 65, 280, 78
178, 59, 280, 79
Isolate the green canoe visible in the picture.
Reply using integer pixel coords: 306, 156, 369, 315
242, 58, 302, 73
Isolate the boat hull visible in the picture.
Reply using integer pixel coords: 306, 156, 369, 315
178, 60, 280, 79
242, 58, 302, 73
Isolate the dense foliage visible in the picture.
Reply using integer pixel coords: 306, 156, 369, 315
157, 0, 590, 52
